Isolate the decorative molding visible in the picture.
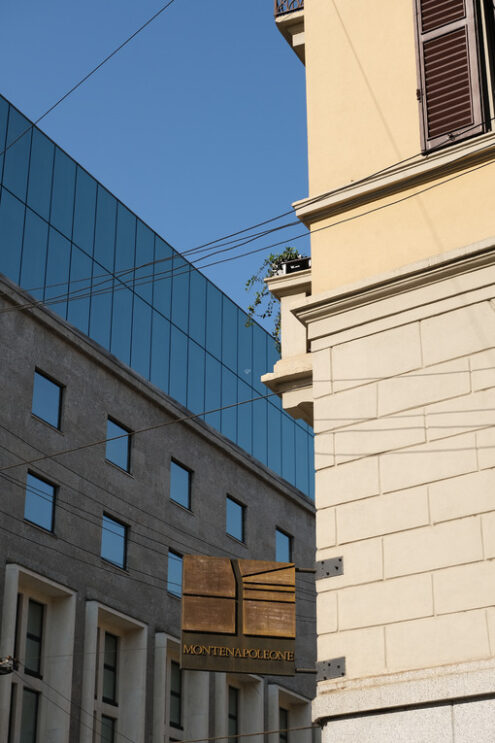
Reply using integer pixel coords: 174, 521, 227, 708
265, 268, 311, 299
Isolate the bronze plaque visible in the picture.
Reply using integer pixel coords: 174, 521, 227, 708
181, 555, 296, 676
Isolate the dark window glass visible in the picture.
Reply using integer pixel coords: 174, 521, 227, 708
221, 367, 237, 442
110, 284, 133, 366
252, 325, 268, 394
228, 686, 239, 743
206, 283, 222, 359
103, 632, 118, 704
187, 340, 205, 415
252, 397, 268, 466
268, 404, 282, 474
131, 297, 152, 380
279, 708, 289, 743
150, 312, 170, 394
73, 167, 97, 253
0, 189, 24, 283
222, 297, 238, 372
226, 496, 244, 543
170, 461, 191, 510
170, 661, 182, 728
25, 600, 44, 676
135, 221, 154, 302
67, 245, 92, 334
169, 326, 188, 407
20, 209, 48, 300
24, 473, 55, 532
152, 237, 172, 318
276, 529, 292, 563
168, 550, 183, 597
189, 270, 206, 346
237, 312, 253, 386
101, 715, 115, 743
171, 255, 189, 333
101, 515, 127, 569
3, 108, 31, 201
204, 353, 221, 430
19, 688, 39, 743
50, 149, 75, 238
44, 229, 71, 319
27, 129, 54, 220
106, 419, 131, 472
32, 370, 62, 428
237, 380, 253, 455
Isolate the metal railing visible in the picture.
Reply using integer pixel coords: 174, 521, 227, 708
274, 0, 304, 17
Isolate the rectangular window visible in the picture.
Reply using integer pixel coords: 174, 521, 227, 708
275, 529, 292, 563
24, 600, 44, 677
102, 633, 118, 704
19, 688, 39, 743
170, 661, 182, 728
228, 686, 239, 743
24, 473, 55, 532
170, 460, 191, 510
32, 370, 63, 429
101, 715, 116, 743
226, 496, 245, 543
105, 418, 131, 472
279, 708, 289, 743
167, 550, 183, 597
101, 515, 127, 569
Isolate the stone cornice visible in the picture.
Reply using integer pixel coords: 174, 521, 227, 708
265, 268, 311, 299
294, 131, 495, 226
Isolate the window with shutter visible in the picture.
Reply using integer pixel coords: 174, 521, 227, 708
415, 0, 487, 151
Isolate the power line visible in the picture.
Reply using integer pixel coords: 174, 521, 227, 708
0, 0, 178, 161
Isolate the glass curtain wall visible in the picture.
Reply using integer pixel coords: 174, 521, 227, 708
0, 94, 314, 497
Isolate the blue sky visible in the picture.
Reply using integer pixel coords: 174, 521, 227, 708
0, 0, 309, 331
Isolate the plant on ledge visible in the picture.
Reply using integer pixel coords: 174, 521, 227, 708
245, 247, 307, 351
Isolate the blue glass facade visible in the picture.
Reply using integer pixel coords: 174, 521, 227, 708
0, 94, 314, 497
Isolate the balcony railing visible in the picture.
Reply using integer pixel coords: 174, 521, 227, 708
274, 0, 304, 17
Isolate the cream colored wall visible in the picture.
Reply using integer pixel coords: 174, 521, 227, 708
304, 0, 419, 197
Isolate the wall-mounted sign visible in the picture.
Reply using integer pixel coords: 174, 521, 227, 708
181, 555, 296, 676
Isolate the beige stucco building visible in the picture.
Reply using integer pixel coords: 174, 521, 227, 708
266, 0, 495, 740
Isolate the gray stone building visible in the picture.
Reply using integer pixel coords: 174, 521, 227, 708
0, 92, 316, 743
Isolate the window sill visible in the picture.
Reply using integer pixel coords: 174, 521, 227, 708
101, 557, 128, 573
24, 519, 55, 537
226, 533, 247, 548
167, 591, 182, 600
31, 413, 64, 434
104, 459, 134, 479
170, 500, 193, 515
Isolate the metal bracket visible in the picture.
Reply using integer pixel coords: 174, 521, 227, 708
316, 657, 346, 682
316, 557, 343, 580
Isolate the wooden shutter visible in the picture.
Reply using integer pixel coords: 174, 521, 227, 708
415, 0, 486, 151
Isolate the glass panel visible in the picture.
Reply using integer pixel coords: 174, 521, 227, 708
20, 209, 48, 300
237, 381, 253, 455
267, 404, 282, 474
170, 694, 181, 728
206, 283, 222, 359
276, 529, 292, 563
252, 324, 268, 394
170, 661, 182, 727
101, 715, 115, 743
3, 108, 31, 201
25, 636, 42, 675
19, 688, 38, 743
32, 370, 62, 428
24, 472, 55, 531
167, 550, 183, 596
152, 237, 172, 318
189, 270, 206, 345
150, 311, 170, 393
222, 297, 238, 372
27, 129, 54, 220
25, 600, 43, 675
237, 312, 253, 386
204, 353, 221, 430
110, 284, 133, 366
131, 296, 152, 380
0, 188, 25, 283
67, 245, 92, 334
226, 496, 244, 542
106, 419, 130, 472
93, 186, 116, 269
135, 221, 154, 302
115, 203, 135, 276
89, 267, 112, 347
279, 708, 289, 743
308, 434, 315, 500
45, 228, 71, 318
101, 515, 126, 568
228, 685, 238, 743
295, 424, 309, 494
103, 632, 118, 703
281, 413, 296, 485
187, 339, 205, 415
221, 367, 237, 442
73, 167, 97, 253
170, 460, 191, 509
171, 254, 190, 333
50, 149, 75, 238
0, 96, 9, 178
169, 326, 188, 407
252, 398, 268, 466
